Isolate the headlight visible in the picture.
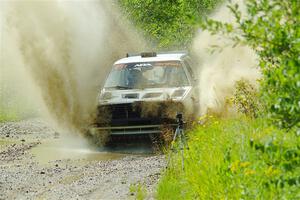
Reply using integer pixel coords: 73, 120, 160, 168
100, 92, 112, 100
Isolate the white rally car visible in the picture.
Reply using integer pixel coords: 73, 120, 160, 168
92, 51, 199, 137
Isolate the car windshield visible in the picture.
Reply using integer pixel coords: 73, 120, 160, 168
104, 61, 189, 89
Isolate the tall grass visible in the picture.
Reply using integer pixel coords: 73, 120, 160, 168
157, 117, 300, 199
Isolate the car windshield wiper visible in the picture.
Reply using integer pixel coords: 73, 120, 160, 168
106, 85, 133, 90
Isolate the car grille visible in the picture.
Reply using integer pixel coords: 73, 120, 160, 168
111, 104, 140, 119
98, 103, 160, 126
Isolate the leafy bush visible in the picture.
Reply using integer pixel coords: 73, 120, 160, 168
232, 80, 262, 118
202, 0, 300, 131
156, 1, 300, 199
157, 117, 300, 199
119, 0, 222, 49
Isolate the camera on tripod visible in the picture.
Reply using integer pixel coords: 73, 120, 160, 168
176, 112, 184, 129
167, 112, 188, 170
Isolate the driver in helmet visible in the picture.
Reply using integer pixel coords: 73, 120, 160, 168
127, 67, 147, 88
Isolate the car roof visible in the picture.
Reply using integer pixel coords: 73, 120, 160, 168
114, 52, 187, 64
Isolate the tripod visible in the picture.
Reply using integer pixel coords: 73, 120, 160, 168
167, 113, 188, 170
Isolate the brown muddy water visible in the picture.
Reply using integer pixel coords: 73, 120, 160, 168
0, 120, 164, 199
30, 137, 154, 165
30, 140, 125, 164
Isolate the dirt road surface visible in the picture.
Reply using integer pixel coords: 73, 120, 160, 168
0, 119, 165, 200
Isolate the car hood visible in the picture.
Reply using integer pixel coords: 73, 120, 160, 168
98, 86, 192, 105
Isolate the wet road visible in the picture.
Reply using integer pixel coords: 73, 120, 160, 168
0, 119, 165, 199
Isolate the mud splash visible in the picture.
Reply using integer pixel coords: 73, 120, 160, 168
1, 1, 145, 135
192, 0, 261, 115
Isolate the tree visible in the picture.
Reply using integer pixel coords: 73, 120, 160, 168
203, 0, 300, 132
119, 0, 222, 49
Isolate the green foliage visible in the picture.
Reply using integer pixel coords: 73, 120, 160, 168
129, 183, 147, 200
202, 0, 300, 131
0, 100, 37, 122
119, 0, 222, 49
154, 1, 300, 198
0, 110, 19, 122
157, 117, 300, 199
232, 80, 262, 118
0, 82, 37, 122
0, 103, 21, 122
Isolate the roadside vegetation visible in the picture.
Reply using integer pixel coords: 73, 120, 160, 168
0, 102, 20, 122
0, 110, 18, 122
129, 183, 147, 200
158, 117, 300, 199
119, 0, 222, 49
0, 99, 36, 122
155, 0, 300, 199
0, 106, 33, 122
1, 0, 299, 198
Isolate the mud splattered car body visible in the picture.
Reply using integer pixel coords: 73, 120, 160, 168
93, 52, 199, 136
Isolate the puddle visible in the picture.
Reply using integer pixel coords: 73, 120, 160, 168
30, 140, 127, 164
30, 137, 154, 164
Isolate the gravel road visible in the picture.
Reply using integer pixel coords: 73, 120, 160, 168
0, 119, 166, 200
